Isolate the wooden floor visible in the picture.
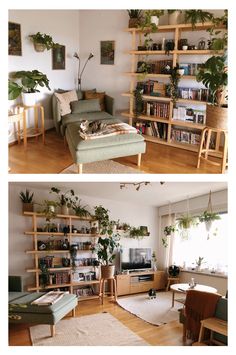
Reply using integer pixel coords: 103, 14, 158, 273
9, 129, 222, 174
9, 296, 185, 346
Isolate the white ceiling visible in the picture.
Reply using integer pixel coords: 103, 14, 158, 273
12, 181, 227, 207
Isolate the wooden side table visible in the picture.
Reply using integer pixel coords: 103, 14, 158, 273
8, 108, 27, 148
198, 317, 227, 345
23, 105, 45, 146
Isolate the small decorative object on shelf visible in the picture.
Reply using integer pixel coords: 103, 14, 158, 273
19, 189, 34, 212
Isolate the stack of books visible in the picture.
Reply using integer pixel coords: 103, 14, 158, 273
145, 101, 170, 118
178, 87, 209, 101
172, 106, 206, 124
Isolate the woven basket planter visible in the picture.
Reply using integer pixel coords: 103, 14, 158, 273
101, 265, 115, 279
34, 43, 46, 52
206, 104, 228, 130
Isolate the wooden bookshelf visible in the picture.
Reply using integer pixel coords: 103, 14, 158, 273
24, 212, 100, 298
122, 21, 225, 151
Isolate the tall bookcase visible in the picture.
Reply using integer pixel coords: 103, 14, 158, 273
24, 212, 100, 301
122, 22, 224, 152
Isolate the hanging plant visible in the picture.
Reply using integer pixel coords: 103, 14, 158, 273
177, 215, 199, 230
162, 224, 176, 247
199, 191, 221, 238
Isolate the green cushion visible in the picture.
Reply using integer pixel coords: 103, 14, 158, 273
71, 99, 101, 114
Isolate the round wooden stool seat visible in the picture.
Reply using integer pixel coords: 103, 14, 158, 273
99, 277, 117, 305
166, 277, 180, 291
197, 127, 228, 173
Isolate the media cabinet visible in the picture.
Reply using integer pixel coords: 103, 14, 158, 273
116, 270, 166, 296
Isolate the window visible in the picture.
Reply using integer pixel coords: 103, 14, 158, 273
172, 212, 227, 274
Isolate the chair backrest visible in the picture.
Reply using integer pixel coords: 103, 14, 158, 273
9, 276, 23, 292
213, 297, 228, 345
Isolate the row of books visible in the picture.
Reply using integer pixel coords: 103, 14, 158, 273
137, 80, 165, 96
171, 129, 201, 145
75, 286, 95, 298
172, 106, 206, 124
179, 63, 203, 76
135, 121, 168, 140
178, 87, 210, 102
145, 101, 170, 118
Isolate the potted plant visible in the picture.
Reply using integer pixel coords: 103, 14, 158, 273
92, 235, 121, 278
29, 32, 57, 52
94, 205, 111, 234
151, 251, 157, 271
127, 10, 142, 28
176, 214, 198, 240
19, 189, 34, 213
195, 256, 205, 271
129, 227, 145, 240
167, 10, 182, 25
38, 200, 58, 222
184, 10, 213, 30
199, 211, 221, 232
207, 10, 227, 50
196, 55, 227, 129
50, 187, 75, 215
143, 10, 164, 27
10, 70, 51, 106
161, 224, 176, 248
71, 198, 91, 218
8, 80, 22, 101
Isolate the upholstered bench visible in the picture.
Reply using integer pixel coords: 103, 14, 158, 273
65, 118, 146, 173
9, 292, 77, 337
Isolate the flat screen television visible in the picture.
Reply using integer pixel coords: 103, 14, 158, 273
121, 248, 152, 271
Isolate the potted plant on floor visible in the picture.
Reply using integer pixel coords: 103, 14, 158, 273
127, 10, 142, 28
10, 70, 51, 106
19, 189, 34, 212
50, 187, 75, 215
92, 235, 121, 278
196, 55, 227, 129
29, 32, 58, 52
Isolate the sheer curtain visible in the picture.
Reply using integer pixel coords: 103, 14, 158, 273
158, 213, 176, 270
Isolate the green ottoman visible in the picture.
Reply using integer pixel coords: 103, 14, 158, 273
65, 118, 146, 173
9, 292, 77, 337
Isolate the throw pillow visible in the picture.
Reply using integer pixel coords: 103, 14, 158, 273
55, 90, 78, 116
71, 99, 101, 114
84, 91, 105, 111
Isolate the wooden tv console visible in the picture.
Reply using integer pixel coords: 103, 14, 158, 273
116, 270, 166, 296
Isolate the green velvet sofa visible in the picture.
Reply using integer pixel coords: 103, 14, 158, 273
9, 276, 77, 337
52, 89, 146, 173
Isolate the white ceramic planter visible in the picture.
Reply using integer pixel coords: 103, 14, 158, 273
151, 16, 159, 26
22, 92, 37, 107
177, 69, 185, 76
168, 11, 181, 25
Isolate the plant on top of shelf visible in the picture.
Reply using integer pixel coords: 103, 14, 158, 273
184, 10, 213, 30
127, 10, 142, 28
19, 189, 34, 213
29, 32, 58, 52
50, 187, 75, 214
38, 200, 58, 222
207, 10, 228, 51
129, 226, 146, 240
70, 198, 91, 218
166, 66, 181, 107
167, 10, 182, 25
140, 10, 164, 32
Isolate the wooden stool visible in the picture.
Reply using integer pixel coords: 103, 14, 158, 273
166, 277, 180, 291
99, 277, 117, 305
197, 127, 228, 173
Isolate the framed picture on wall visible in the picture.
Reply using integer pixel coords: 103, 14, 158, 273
100, 40, 115, 65
52, 45, 65, 70
8, 22, 22, 56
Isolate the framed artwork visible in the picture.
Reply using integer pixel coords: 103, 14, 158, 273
100, 40, 115, 65
8, 22, 22, 56
52, 45, 65, 70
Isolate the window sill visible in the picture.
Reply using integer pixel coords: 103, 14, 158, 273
182, 269, 227, 279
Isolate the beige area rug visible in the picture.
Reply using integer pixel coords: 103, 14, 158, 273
30, 312, 148, 346
60, 160, 144, 174
117, 291, 180, 326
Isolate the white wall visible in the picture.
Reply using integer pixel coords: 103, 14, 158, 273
9, 183, 158, 290
8, 10, 79, 137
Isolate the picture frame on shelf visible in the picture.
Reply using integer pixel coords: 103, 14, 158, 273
8, 22, 22, 56
52, 45, 65, 70
100, 40, 115, 65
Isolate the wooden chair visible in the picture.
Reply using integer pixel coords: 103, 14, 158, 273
99, 276, 117, 305
197, 127, 228, 173
166, 276, 180, 291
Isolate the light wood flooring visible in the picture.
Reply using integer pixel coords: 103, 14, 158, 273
9, 129, 222, 174
9, 296, 185, 346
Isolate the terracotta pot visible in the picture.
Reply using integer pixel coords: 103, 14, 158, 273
100, 265, 115, 279
22, 202, 34, 213
206, 104, 228, 130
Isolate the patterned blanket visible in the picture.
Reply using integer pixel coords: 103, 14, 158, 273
31, 291, 66, 306
79, 122, 137, 140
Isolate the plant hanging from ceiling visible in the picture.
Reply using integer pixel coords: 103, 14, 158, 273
176, 197, 198, 240
199, 191, 220, 239
162, 203, 176, 247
